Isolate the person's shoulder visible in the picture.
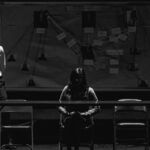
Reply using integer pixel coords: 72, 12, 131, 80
0, 46, 4, 53
88, 87, 95, 93
62, 85, 69, 92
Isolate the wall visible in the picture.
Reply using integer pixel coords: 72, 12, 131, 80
1, 4, 150, 89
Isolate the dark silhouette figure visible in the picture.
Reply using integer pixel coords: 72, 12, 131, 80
59, 67, 100, 150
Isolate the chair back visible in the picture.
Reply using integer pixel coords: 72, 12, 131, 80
115, 99, 146, 112
114, 99, 147, 122
1, 100, 32, 112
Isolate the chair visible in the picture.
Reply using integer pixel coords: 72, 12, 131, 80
58, 113, 94, 150
0, 100, 34, 150
113, 99, 149, 150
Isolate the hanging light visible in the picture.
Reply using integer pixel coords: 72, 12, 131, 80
127, 62, 138, 71
8, 54, 16, 62
21, 62, 29, 71
38, 53, 47, 61
27, 77, 36, 87
137, 78, 149, 88
130, 48, 141, 55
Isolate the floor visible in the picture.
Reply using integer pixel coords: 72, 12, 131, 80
13, 144, 148, 150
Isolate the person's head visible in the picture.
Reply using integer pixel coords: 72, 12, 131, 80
69, 67, 87, 90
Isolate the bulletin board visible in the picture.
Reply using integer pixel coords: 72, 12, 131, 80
1, 4, 150, 89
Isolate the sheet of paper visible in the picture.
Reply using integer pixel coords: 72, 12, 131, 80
93, 39, 103, 46
118, 34, 128, 41
84, 59, 94, 65
111, 27, 121, 35
83, 27, 94, 33
109, 68, 119, 74
56, 32, 66, 40
106, 49, 124, 55
97, 30, 107, 37
36, 28, 46, 34
109, 36, 119, 43
67, 39, 77, 48
128, 26, 136, 33
110, 59, 119, 65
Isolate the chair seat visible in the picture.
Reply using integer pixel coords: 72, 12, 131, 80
1, 143, 32, 150
116, 138, 148, 145
117, 122, 145, 126
2, 125, 31, 129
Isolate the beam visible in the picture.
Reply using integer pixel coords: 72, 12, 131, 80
0, 100, 150, 106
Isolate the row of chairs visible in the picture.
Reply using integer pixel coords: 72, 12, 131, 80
60, 99, 149, 150
0, 99, 149, 150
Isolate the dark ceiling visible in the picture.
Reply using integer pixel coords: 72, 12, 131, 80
1, 0, 150, 4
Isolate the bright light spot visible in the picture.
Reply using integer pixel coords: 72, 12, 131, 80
0, 71, 2, 77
